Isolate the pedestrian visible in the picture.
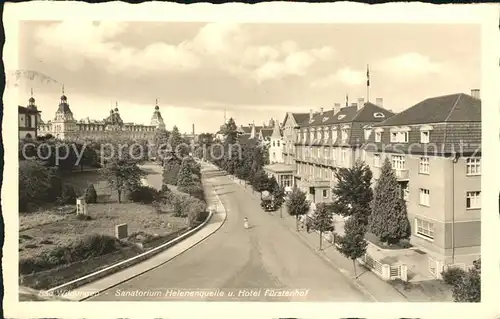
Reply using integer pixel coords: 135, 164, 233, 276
306, 216, 311, 233
243, 217, 249, 229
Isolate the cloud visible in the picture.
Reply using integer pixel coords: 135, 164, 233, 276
376, 52, 444, 76
311, 67, 365, 88
34, 21, 335, 83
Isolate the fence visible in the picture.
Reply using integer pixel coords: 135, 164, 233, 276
332, 233, 408, 281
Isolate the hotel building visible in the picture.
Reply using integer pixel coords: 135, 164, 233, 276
362, 90, 481, 274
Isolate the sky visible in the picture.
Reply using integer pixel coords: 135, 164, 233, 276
16, 21, 480, 133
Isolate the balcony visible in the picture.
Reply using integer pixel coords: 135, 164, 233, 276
394, 169, 409, 181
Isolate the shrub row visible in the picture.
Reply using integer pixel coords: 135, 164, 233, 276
19, 234, 122, 275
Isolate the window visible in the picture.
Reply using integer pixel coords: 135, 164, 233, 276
466, 158, 481, 176
390, 132, 398, 142
324, 148, 329, 159
421, 131, 430, 144
324, 128, 329, 141
416, 218, 434, 240
375, 132, 381, 143
316, 130, 321, 140
419, 189, 430, 206
399, 132, 409, 143
466, 191, 481, 209
364, 128, 372, 140
374, 154, 381, 167
392, 155, 405, 170
273, 141, 276, 147
341, 149, 348, 165
322, 189, 328, 198
419, 157, 429, 174
331, 128, 337, 142
277, 140, 280, 147
310, 130, 314, 141
341, 129, 348, 143
272, 152, 276, 161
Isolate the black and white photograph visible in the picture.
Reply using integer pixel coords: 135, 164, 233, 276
3, 1, 497, 319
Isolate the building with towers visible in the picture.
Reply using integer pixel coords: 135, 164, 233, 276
18, 89, 42, 139
35, 88, 166, 140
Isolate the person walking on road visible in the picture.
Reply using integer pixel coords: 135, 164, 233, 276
243, 217, 249, 229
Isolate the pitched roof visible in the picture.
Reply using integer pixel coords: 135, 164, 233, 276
299, 102, 394, 127
260, 128, 273, 139
18, 105, 40, 114
240, 125, 252, 134
291, 113, 309, 126
374, 93, 480, 127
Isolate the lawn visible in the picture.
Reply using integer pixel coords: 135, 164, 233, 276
19, 169, 188, 261
19, 201, 187, 260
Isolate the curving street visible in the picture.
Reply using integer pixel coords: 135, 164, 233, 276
88, 162, 371, 301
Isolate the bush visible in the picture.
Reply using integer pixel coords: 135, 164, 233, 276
442, 267, 467, 287
186, 198, 207, 227
19, 160, 57, 211
19, 234, 120, 275
127, 185, 160, 204
61, 184, 77, 205
162, 162, 181, 186
178, 183, 205, 200
84, 184, 98, 203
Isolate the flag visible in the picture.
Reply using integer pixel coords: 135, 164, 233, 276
366, 64, 370, 87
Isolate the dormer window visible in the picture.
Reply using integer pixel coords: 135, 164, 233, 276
373, 112, 385, 118
338, 114, 346, 120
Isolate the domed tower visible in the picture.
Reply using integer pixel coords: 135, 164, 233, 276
28, 89, 44, 125
150, 98, 166, 130
52, 85, 77, 140
104, 101, 124, 131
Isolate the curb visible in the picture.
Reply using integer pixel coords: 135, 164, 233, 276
45, 176, 225, 298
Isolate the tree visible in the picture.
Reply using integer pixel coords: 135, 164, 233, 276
100, 146, 146, 203
169, 126, 187, 158
222, 118, 238, 145
85, 184, 98, 203
19, 160, 56, 211
154, 128, 170, 161
442, 259, 481, 302
252, 169, 271, 196
177, 157, 197, 188
335, 215, 368, 278
286, 187, 310, 231
311, 203, 335, 250
61, 184, 77, 204
331, 159, 373, 225
370, 157, 411, 244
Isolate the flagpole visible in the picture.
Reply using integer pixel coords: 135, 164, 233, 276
366, 64, 370, 102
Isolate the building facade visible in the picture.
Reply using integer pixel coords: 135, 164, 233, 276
18, 94, 41, 139
37, 92, 165, 141
293, 98, 394, 203
362, 90, 481, 274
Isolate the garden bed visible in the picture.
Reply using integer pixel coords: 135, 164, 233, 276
365, 232, 413, 250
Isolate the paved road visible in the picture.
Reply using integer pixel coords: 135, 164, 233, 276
88, 163, 370, 301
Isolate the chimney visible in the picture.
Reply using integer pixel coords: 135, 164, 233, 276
350, 102, 357, 108
357, 98, 365, 110
320, 107, 324, 115
333, 103, 341, 114
192, 123, 195, 136
309, 109, 313, 121
376, 98, 383, 107
471, 89, 480, 99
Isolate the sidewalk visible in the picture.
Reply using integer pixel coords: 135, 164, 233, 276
60, 172, 227, 301
229, 174, 408, 302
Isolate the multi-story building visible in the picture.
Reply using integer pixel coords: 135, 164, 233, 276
18, 93, 42, 139
293, 98, 394, 203
37, 91, 165, 141
362, 90, 481, 274
263, 120, 294, 192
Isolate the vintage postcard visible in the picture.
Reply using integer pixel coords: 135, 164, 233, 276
3, 1, 499, 318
